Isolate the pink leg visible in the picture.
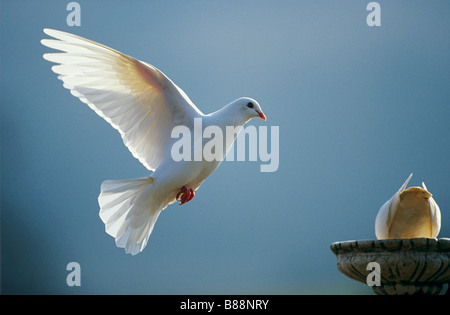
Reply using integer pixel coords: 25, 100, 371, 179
176, 186, 195, 205
187, 189, 195, 202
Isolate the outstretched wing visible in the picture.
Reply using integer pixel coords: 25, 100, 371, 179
41, 28, 203, 171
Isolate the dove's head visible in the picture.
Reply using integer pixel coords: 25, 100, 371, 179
232, 97, 266, 122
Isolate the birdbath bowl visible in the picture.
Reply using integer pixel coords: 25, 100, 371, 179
330, 238, 450, 295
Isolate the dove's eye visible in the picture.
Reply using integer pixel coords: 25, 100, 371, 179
247, 102, 254, 109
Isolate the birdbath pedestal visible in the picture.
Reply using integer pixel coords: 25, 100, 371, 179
330, 238, 450, 295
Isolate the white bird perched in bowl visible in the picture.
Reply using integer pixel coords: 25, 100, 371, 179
41, 29, 266, 255
375, 173, 441, 240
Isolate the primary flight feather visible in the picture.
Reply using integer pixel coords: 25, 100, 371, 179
41, 28, 266, 255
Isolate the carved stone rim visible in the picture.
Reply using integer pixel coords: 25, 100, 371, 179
331, 238, 450, 255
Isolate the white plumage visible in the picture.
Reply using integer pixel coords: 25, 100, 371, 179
375, 173, 441, 240
41, 29, 266, 255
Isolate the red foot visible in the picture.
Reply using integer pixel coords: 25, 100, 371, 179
176, 185, 195, 205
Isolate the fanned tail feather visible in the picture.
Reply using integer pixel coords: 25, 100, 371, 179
98, 177, 162, 255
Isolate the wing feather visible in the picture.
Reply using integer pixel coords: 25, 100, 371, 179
41, 28, 203, 171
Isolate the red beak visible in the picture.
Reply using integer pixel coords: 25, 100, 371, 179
257, 110, 267, 121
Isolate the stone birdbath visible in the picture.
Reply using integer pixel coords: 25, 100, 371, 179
330, 238, 450, 295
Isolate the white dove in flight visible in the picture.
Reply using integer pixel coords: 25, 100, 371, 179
41, 29, 266, 255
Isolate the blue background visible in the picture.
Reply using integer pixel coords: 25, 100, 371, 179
1, 0, 449, 294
